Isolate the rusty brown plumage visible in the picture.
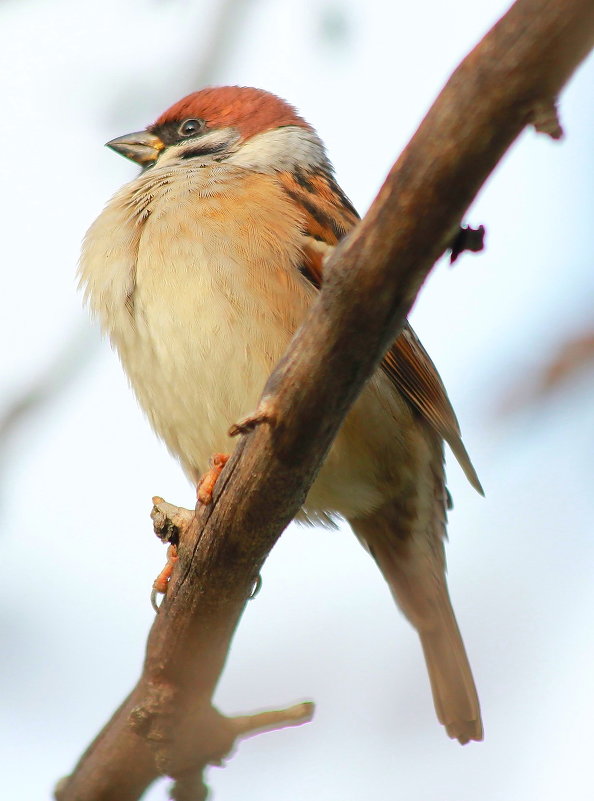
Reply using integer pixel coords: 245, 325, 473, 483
279, 164, 481, 496
153, 85, 313, 143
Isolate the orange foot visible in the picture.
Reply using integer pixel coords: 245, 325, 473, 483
196, 453, 229, 505
151, 544, 178, 612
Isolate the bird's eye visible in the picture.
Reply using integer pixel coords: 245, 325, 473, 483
178, 118, 205, 138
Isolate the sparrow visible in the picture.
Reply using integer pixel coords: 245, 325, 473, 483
79, 86, 483, 744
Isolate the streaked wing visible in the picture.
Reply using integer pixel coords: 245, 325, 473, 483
276, 168, 482, 493
383, 325, 483, 493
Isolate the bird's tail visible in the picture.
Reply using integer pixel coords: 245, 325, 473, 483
351, 508, 483, 744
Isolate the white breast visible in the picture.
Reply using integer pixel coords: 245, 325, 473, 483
80, 161, 412, 521
81, 163, 308, 469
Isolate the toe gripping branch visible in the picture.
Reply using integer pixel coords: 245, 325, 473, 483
150, 497, 194, 612
150, 497, 262, 611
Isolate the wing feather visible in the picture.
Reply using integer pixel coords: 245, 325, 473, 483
383, 326, 483, 494
276, 168, 482, 493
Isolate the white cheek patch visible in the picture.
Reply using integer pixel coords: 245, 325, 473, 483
227, 126, 330, 174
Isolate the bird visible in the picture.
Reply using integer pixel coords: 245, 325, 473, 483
79, 85, 483, 744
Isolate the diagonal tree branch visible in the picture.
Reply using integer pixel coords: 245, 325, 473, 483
56, 1, 594, 799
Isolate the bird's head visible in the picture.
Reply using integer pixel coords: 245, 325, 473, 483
106, 86, 328, 174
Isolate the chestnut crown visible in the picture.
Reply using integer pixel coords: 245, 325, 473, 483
149, 86, 313, 145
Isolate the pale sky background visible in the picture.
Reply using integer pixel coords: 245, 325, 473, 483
1, 0, 593, 799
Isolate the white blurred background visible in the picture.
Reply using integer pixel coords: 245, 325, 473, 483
1, 0, 593, 798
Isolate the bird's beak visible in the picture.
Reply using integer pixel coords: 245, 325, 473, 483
105, 130, 165, 166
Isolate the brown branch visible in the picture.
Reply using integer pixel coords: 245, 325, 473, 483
56, 2, 594, 799
496, 330, 594, 414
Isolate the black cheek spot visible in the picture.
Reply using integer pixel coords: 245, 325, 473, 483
180, 142, 228, 160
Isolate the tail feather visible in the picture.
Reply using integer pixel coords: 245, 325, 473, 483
418, 606, 483, 744
351, 509, 483, 744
